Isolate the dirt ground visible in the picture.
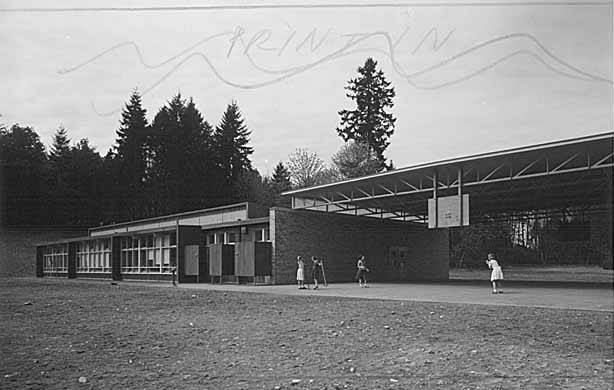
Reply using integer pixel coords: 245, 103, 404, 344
1, 278, 612, 390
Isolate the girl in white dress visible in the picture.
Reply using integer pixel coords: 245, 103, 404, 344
296, 256, 306, 289
486, 253, 503, 294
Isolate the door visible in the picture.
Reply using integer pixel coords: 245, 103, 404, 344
184, 245, 199, 281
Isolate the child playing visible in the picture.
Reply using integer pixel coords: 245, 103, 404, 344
296, 256, 306, 289
486, 253, 503, 294
311, 256, 323, 290
356, 255, 370, 288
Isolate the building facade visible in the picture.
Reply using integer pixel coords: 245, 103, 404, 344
36, 202, 451, 284
37, 203, 273, 284
35, 133, 612, 284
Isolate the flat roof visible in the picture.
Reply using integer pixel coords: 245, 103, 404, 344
89, 202, 267, 235
283, 132, 613, 221
284, 132, 613, 196
38, 217, 271, 246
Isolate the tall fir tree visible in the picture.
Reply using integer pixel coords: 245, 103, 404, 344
149, 94, 216, 214
113, 90, 149, 220
180, 98, 217, 210
235, 169, 268, 205
272, 162, 292, 192
65, 139, 104, 225
48, 125, 74, 224
149, 94, 185, 215
49, 125, 71, 162
213, 101, 254, 202
336, 58, 396, 170
0, 124, 48, 225
269, 161, 292, 207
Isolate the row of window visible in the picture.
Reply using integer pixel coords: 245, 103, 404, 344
42, 227, 270, 274
77, 239, 111, 272
43, 245, 68, 273
120, 233, 177, 273
206, 228, 270, 245
121, 233, 176, 249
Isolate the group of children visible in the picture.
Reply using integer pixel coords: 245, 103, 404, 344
296, 255, 370, 289
296, 252, 504, 294
295, 256, 324, 289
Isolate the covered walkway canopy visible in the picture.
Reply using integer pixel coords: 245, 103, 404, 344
283, 132, 613, 224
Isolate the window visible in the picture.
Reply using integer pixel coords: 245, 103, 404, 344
77, 239, 111, 273
120, 232, 176, 274
206, 233, 216, 245
43, 244, 68, 274
224, 232, 236, 244
256, 227, 270, 242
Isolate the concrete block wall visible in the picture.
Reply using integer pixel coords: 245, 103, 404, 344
589, 209, 613, 267
270, 208, 450, 285
0, 227, 85, 277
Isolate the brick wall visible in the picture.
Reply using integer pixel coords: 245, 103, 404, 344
0, 227, 86, 277
270, 208, 450, 284
590, 209, 613, 267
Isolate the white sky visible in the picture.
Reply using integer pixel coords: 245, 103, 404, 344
1, 0, 612, 175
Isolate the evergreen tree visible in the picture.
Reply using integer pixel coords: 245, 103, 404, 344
48, 125, 74, 224
180, 98, 217, 210
49, 125, 71, 162
99, 152, 121, 224
271, 162, 292, 192
213, 101, 254, 202
336, 58, 396, 170
113, 90, 149, 220
0, 124, 48, 225
65, 139, 104, 225
268, 162, 292, 207
149, 94, 216, 214
235, 169, 271, 206
149, 94, 185, 214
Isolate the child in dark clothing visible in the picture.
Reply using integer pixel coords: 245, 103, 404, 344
311, 256, 323, 290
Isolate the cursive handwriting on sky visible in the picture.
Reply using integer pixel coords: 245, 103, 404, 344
1, 1, 612, 174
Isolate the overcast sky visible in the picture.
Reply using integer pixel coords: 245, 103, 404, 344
1, 0, 612, 175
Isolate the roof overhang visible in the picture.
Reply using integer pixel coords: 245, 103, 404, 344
283, 132, 613, 223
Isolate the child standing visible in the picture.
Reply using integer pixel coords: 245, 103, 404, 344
356, 255, 369, 288
486, 253, 503, 294
296, 256, 306, 289
311, 256, 323, 290
171, 265, 177, 286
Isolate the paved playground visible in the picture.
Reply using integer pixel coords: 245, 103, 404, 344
141, 280, 614, 312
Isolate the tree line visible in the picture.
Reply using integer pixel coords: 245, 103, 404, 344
1, 94, 294, 226
1, 57, 397, 227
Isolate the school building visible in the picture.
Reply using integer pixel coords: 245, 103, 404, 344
36, 132, 613, 284
36, 201, 450, 284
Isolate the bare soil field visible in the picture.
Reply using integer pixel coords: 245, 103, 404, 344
450, 265, 614, 284
1, 278, 612, 390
